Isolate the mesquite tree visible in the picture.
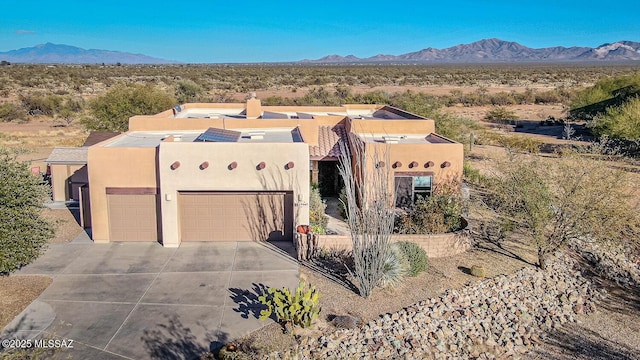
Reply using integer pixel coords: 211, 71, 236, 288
487, 152, 639, 270
337, 135, 396, 297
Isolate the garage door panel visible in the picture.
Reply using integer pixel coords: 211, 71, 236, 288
108, 194, 158, 242
179, 192, 291, 242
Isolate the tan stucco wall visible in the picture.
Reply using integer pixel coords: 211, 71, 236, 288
313, 231, 471, 258
158, 142, 310, 247
50, 164, 69, 202
384, 143, 464, 185
50, 164, 87, 202
87, 146, 158, 242
127, 115, 348, 148
350, 119, 436, 135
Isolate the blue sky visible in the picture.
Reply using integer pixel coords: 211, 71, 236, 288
2, 0, 639, 63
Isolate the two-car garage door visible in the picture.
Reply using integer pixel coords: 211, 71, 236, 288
107, 191, 293, 242
179, 192, 293, 242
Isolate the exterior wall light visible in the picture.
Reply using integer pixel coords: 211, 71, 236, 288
199, 161, 209, 170
170, 161, 181, 170
256, 162, 266, 170
441, 161, 451, 168
409, 161, 419, 168
228, 161, 238, 170
425, 161, 435, 168
376, 161, 386, 168
392, 161, 403, 169
285, 161, 295, 170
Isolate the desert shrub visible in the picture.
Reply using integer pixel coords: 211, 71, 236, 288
463, 161, 486, 185
489, 92, 517, 106
378, 243, 409, 288
20, 93, 64, 116
476, 131, 542, 153
84, 84, 176, 132
0, 102, 24, 122
433, 114, 480, 144
588, 97, 640, 140
309, 187, 328, 234
500, 135, 542, 153
175, 79, 204, 104
483, 153, 640, 269
395, 181, 463, 235
571, 71, 640, 109
0, 148, 55, 274
258, 282, 321, 329
484, 106, 518, 124
394, 241, 428, 276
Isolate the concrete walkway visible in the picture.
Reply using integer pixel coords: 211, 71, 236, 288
2, 240, 299, 359
324, 197, 350, 235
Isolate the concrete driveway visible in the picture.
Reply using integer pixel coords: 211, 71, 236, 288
1, 239, 299, 359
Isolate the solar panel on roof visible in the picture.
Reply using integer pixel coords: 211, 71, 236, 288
195, 128, 241, 142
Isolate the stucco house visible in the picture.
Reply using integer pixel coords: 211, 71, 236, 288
51, 96, 463, 247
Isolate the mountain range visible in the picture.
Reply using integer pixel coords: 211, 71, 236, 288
1, 39, 640, 64
0, 43, 176, 64
302, 38, 640, 63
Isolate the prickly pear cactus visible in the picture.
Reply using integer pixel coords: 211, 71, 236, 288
258, 282, 321, 328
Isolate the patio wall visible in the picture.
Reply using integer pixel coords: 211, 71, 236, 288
315, 224, 471, 258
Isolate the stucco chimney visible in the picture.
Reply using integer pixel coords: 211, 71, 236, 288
246, 92, 261, 119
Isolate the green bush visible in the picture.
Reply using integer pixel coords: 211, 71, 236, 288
394, 185, 463, 235
484, 106, 519, 124
1, 148, 55, 274
463, 161, 487, 185
20, 93, 63, 116
571, 72, 640, 109
588, 97, 640, 140
476, 131, 542, 153
309, 187, 328, 234
0, 102, 23, 122
379, 243, 409, 288
394, 241, 428, 277
258, 282, 321, 328
84, 84, 176, 132
175, 79, 204, 104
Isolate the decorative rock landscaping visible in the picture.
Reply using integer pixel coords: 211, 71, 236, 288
264, 251, 607, 359
572, 239, 640, 289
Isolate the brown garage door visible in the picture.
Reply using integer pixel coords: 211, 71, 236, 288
179, 192, 293, 241
108, 194, 158, 241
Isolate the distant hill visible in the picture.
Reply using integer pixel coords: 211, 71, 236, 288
302, 38, 640, 63
0, 43, 177, 64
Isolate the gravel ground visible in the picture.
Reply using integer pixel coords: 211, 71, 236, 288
42, 208, 84, 243
232, 235, 640, 360
0, 276, 52, 329
527, 282, 640, 360
234, 237, 537, 358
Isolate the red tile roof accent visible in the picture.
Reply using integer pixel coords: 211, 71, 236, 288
309, 125, 347, 160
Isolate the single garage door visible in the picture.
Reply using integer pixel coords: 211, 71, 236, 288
108, 194, 158, 241
179, 192, 293, 241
